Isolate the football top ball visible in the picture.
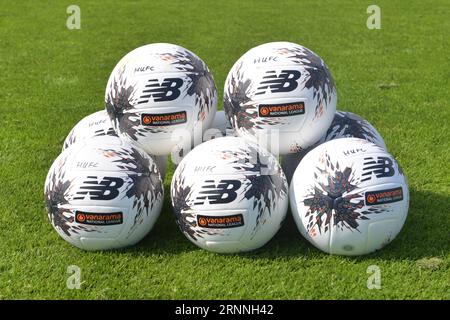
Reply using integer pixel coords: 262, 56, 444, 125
223, 41, 336, 155
170, 136, 288, 253
105, 43, 217, 157
282, 111, 387, 183
45, 136, 164, 250
289, 138, 409, 256
63, 110, 168, 178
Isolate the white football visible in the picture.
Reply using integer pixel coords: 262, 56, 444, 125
45, 136, 164, 250
224, 41, 336, 155
282, 111, 386, 183
289, 138, 409, 256
170, 136, 288, 253
105, 43, 217, 156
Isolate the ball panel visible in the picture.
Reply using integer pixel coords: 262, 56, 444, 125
366, 219, 401, 253
79, 237, 122, 251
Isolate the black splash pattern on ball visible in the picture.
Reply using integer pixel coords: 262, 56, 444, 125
278, 46, 336, 119
45, 155, 73, 236
103, 147, 163, 233
303, 153, 386, 234
63, 128, 77, 150
229, 145, 287, 231
105, 70, 137, 135
325, 111, 381, 143
223, 62, 254, 129
45, 154, 95, 237
223, 61, 284, 131
161, 50, 216, 121
171, 170, 198, 240
105, 70, 166, 140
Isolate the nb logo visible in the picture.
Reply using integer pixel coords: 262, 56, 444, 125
194, 180, 241, 205
93, 128, 116, 137
74, 176, 124, 200
255, 70, 301, 95
138, 77, 183, 104
361, 157, 395, 182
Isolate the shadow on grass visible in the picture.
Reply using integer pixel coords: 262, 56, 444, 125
123, 187, 449, 261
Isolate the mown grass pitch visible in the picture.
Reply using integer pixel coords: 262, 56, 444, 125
0, 0, 448, 299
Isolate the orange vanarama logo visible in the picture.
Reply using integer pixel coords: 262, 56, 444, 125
75, 211, 123, 225
365, 187, 403, 206
367, 194, 376, 204
142, 115, 152, 125
197, 214, 244, 229
198, 217, 207, 227
260, 106, 270, 116
259, 102, 305, 117
141, 111, 187, 126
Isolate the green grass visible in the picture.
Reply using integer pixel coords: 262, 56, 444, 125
0, 0, 449, 299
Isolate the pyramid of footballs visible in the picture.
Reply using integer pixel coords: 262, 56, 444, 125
45, 42, 409, 255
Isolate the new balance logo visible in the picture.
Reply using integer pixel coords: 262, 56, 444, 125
361, 157, 395, 182
93, 128, 117, 137
255, 70, 301, 95
194, 180, 241, 205
138, 77, 183, 104
73, 176, 124, 200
